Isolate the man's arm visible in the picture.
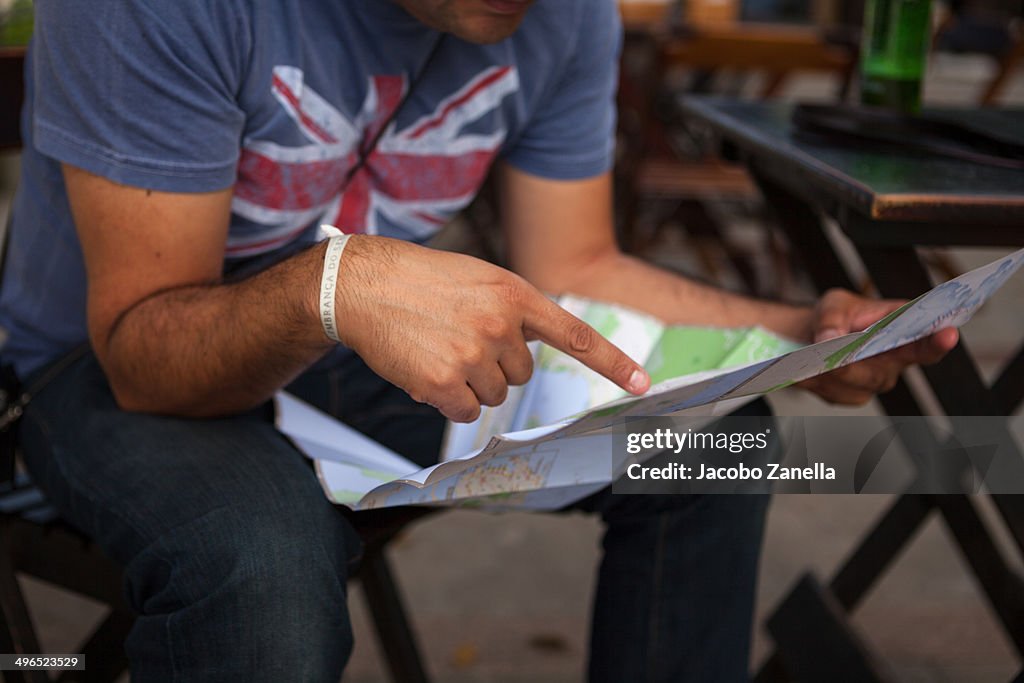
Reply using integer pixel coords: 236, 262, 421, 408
67, 165, 336, 417
67, 165, 649, 420
500, 166, 813, 337
498, 164, 957, 405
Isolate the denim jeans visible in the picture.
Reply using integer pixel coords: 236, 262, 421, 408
19, 350, 770, 682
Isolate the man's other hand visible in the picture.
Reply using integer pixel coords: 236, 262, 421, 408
798, 289, 959, 405
333, 236, 650, 423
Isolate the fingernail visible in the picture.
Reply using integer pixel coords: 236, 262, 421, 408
815, 328, 843, 343
628, 369, 649, 393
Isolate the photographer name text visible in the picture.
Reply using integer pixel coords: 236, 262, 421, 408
625, 462, 837, 481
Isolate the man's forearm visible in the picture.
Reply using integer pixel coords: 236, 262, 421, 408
101, 243, 333, 417
563, 251, 815, 341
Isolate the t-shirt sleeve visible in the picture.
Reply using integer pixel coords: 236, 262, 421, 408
502, 0, 622, 180
31, 0, 249, 193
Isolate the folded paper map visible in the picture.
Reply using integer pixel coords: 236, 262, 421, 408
276, 247, 1024, 511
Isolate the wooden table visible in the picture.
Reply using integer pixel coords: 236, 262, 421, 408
613, 8, 857, 290
658, 22, 853, 88
619, 0, 850, 28
680, 97, 1024, 683
618, 3, 855, 97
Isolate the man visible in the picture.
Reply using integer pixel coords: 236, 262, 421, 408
1, 0, 956, 680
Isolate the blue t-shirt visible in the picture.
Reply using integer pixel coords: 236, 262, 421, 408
0, 0, 621, 377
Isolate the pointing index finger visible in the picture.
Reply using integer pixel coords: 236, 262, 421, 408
523, 294, 650, 395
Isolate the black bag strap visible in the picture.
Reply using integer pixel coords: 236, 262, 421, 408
0, 344, 90, 484
0, 344, 90, 434
792, 104, 1024, 170
0, 363, 21, 485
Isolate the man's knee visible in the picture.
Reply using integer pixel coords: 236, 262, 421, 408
126, 489, 360, 613
123, 491, 361, 677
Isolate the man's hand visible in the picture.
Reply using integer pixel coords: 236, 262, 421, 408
333, 236, 650, 422
798, 289, 959, 405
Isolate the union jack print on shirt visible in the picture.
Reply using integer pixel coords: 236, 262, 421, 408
229, 64, 519, 257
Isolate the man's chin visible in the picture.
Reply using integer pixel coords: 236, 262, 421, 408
455, 14, 528, 43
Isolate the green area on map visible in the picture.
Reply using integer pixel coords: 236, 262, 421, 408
645, 325, 802, 385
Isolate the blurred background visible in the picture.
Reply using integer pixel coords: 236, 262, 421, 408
2, 0, 1023, 681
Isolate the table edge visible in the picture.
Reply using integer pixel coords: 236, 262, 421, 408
679, 96, 1024, 225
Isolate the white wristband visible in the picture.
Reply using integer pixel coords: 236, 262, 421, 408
319, 231, 351, 343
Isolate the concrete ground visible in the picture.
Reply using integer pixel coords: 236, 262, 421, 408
2, 48, 1023, 683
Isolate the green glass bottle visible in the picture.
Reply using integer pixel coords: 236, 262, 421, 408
859, 0, 932, 112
